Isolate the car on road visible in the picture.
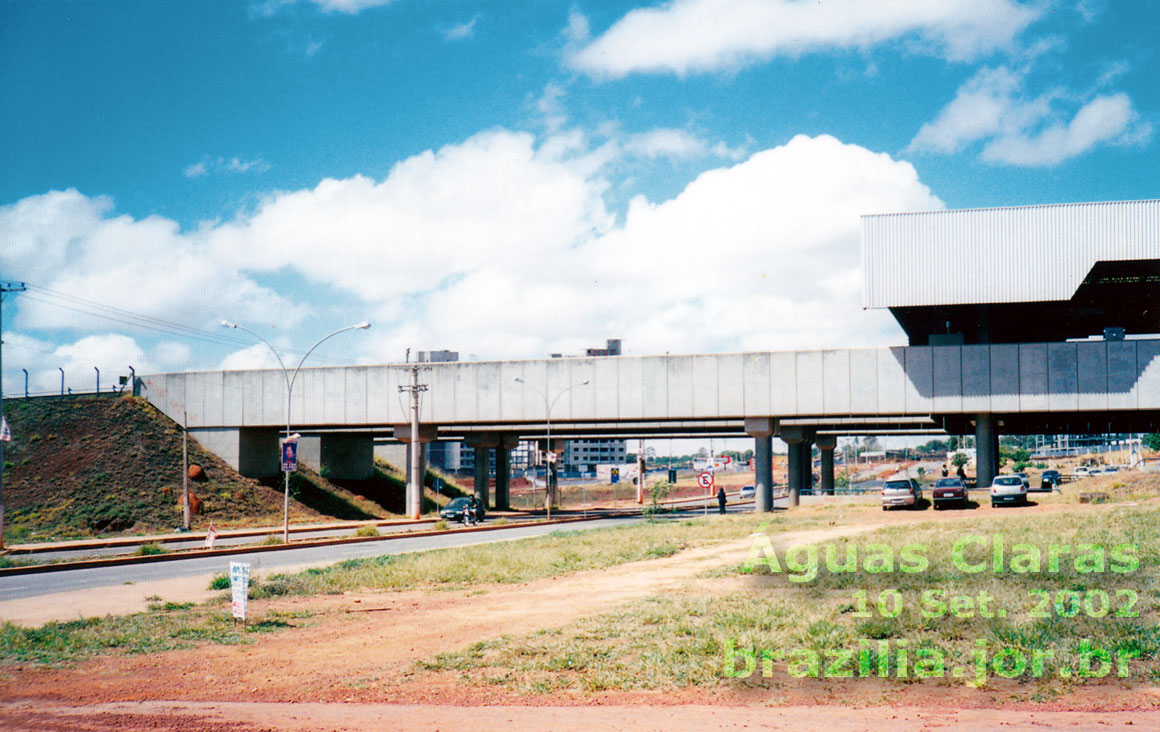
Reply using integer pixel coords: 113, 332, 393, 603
932, 477, 967, 508
1034, 469, 1061, 492
1016, 472, 1030, 489
440, 496, 486, 523
1073, 466, 1091, 477
881, 477, 923, 510
738, 485, 755, 500
990, 475, 1027, 507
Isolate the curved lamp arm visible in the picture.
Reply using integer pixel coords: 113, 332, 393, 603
221, 320, 292, 393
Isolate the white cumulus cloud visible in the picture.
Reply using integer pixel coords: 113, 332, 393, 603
910, 66, 1152, 166
982, 93, 1151, 166
2, 130, 942, 382
570, 0, 1040, 78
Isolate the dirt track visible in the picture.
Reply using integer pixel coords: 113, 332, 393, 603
2, 700, 1158, 732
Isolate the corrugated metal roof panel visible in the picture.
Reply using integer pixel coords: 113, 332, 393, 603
862, 199, 1160, 309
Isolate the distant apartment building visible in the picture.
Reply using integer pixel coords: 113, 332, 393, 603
563, 439, 627, 471
421, 342, 625, 475
417, 350, 458, 363
551, 338, 622, 359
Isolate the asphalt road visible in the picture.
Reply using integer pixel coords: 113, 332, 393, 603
0, 497, 781, 602
0, 510, 717, 602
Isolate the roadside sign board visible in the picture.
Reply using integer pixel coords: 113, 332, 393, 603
280, 438, 298, 472
230, 562, 250, 620
697, 471, 714, 489
611, 467, 620, 484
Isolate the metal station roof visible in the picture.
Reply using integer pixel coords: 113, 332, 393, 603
862, 199, 1160, 310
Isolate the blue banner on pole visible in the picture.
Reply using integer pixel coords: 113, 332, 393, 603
281, 438, 297, 472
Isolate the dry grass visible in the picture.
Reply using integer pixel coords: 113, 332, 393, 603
422, 505, 1160, 695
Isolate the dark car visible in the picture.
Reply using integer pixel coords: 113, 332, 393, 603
932, 477, 967, 508
1035, 469, 1061, 492
440, 496, 485, 523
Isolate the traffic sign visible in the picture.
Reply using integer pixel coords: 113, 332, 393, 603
697, 471, 714, 489
611, 467, 620, 484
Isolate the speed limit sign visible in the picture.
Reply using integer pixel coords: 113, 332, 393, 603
697, 471, 714, 489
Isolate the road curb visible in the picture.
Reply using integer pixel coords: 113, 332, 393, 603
2, 512, 534, 555
0, 511, 641, 577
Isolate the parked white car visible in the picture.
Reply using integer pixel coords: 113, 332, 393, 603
739, 485, 755, 500
990, 475, 1027, 507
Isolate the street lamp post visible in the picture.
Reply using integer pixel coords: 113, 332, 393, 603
222, 320, 370, 542
514, 377, 589, 520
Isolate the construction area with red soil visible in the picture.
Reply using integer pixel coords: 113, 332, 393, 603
0, 395, 471, 543
4, 396, 1159, 729
3, 504, 1159, 731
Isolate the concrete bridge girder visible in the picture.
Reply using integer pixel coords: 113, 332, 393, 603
145, 341, 1160, 434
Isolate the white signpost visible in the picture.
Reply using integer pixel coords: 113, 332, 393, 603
698, 471, 714, 516
230, 561, 250, 621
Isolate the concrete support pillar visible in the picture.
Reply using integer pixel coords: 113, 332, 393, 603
393, 424, 438, 518
745, 418, 775, 513
816, 434, 837, 495
465, 432, 503, 508
800, 437, 814, 495
494, 447, 509, 508
975, 414, 999, 490
493, 434, 519, 511
239, 428, 281, 478
319, 434, 374, 480
192, 427, 280, 479
473, 446, 489, 506
780, 426, 805, 509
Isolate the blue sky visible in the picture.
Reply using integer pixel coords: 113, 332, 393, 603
1, 0, 1157, 398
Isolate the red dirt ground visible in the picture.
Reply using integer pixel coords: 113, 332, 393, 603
2, 504, 1158, 730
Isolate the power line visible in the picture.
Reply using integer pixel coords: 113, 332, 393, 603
14, 283, 351, 365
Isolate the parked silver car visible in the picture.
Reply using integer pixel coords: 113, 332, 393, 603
990, 475, 1027, 507
881, 477, 922, 510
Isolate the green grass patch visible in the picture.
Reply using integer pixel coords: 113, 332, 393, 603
0, 606, 301, 666
354, 525, 381, 538
136, 542, 166, 556
420, 507, 1160, 694
242, 513, 785, 598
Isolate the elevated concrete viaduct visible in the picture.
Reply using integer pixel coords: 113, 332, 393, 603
141, 337, 1160, 511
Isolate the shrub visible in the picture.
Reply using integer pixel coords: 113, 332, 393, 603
209, 574, 230, 591
354, 525, 380, 538
137, 542, 166, 556
432, 520, 449, 530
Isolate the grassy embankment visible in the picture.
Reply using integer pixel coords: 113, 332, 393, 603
0, 511, 814, 665
1, 394, 468, 543
421, 505, 1159, 696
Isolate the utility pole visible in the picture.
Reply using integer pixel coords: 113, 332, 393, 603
0, 281, 28, 551
399, 363, 429, 519
182, 409, 191, 530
